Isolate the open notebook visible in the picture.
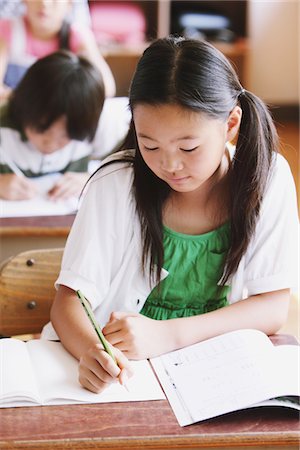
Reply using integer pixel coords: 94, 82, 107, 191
1, 330, 299, 425
0, 339, 164, 407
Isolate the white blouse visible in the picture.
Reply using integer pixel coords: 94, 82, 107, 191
42, 151, 299, 339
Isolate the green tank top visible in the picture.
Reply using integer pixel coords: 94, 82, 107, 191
140, 223, 230, 320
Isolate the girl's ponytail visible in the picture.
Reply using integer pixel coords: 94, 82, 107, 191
221, 90, 279, 284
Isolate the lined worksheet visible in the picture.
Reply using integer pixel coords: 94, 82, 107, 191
150, 329, 299, 426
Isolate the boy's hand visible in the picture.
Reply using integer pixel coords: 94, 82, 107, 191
103, 312, 172, 360
0, 174, 38, 200
48, 172, 89, 201
78, 343, 133, 394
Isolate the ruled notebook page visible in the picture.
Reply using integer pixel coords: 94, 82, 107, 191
151, 329, 299, 426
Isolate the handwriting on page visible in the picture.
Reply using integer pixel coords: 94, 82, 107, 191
159, 330, 275, 422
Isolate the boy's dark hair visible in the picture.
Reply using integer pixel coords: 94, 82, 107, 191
121, 36, 279, 285
8, 50, 105, 141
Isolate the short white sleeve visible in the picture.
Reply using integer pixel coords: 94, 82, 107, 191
55, 162, 134, 309
229, 154, 299, 302
92, 97, 131, 159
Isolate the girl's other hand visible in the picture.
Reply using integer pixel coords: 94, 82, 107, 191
0, 173, 38, 200
47, 172, 89, 201
103, 312, 173, 360
78, 343, 133, 394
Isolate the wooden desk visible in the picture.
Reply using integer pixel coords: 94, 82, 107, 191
0, 215, 75, 262
0, 335, 299, 450
0, 401, 298, 450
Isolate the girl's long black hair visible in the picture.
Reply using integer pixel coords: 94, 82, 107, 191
124, 36, 278, 285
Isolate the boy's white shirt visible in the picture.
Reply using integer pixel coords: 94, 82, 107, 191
42, 151, 299, 340
92, 97, 131, 159
0, 127, 92, 174
0, 97, 131, 174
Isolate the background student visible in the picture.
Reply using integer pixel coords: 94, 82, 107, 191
0, 50, 104, 200
0, 0, 115, 100
45, 37, 298, 393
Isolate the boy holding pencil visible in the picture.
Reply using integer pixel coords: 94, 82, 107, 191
0, 50, 104, 201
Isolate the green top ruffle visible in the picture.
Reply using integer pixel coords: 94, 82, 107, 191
141, 223, 230, 320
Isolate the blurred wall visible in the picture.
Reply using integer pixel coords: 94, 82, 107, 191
247, 0, 299, 104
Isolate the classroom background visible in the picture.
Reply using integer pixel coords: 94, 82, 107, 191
0, 0, 299, 337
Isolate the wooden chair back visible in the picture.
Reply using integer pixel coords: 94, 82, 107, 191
0, 248, 63, 337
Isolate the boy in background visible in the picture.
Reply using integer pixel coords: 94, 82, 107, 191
0, 50, 104, 201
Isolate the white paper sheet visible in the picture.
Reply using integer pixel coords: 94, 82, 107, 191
151, 329, 300, 426
0, 339, 165, 408
0, 174, 79, 217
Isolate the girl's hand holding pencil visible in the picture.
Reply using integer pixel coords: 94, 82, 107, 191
78, 343, 132, 394
76, 290, 133, 394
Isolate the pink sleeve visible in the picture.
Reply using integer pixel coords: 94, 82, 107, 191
0, 20, 12, 43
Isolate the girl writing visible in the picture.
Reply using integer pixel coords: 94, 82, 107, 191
0, 0, 115, 99
0, 50, 104, 200
46, 37, 298, 393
